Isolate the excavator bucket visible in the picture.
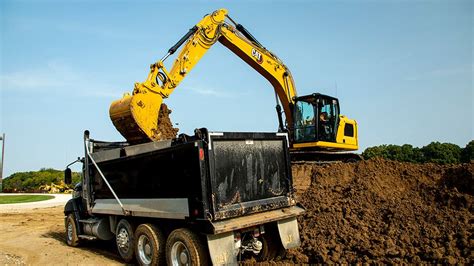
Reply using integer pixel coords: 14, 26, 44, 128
109, 92, 164, 143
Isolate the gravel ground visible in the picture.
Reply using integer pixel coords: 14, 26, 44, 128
0, 205, 122, 265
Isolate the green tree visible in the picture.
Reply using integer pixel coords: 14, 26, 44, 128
3, 168, 81, 192
362, 141, 464, 164
420, 142, 461, 164
460, 140, 474, 163
362, 144, 422, 163
362, 145, 390, 160
411, 147, 424, 163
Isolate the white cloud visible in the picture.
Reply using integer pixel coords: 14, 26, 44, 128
0, 61, 76, 89
54, 23, 141, 40
404, 65, 472, 82
0, 60, 120, 99
186, 85, 253, 98
188, 86, 230, 97
7, 16, 145, 41
0, 61, 254, 100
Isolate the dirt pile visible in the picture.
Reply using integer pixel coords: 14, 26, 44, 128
289, 159, 473, 264
135, 107, 473, 263
156, 103, 179, 139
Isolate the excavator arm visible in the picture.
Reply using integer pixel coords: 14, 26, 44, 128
109, 9, 297, 143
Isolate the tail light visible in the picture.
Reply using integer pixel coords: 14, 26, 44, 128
199, 148, 205, 161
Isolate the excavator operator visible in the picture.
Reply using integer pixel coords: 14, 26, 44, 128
318, 111, 330, 141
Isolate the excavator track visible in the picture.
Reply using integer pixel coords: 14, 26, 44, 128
290, 150, 362, 163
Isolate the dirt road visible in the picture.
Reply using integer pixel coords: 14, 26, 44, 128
0, 206, 122, 265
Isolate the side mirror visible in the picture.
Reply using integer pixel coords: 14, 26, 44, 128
64, 168, 72, 185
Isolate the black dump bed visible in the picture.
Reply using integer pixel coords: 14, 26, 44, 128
87, 130, 294, 222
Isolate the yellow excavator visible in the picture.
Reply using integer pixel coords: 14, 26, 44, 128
109, 9, 359, 161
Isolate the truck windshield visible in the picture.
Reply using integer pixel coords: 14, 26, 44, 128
294, 100, 316, 142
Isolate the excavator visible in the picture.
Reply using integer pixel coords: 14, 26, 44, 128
109, 9, 359, 161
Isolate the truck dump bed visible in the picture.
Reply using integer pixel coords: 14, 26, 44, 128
86, 130, 296, 225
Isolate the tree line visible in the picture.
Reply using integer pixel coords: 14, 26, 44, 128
2, 141, 472, 192
3, 168, 81, 192
362, 140, 473, 164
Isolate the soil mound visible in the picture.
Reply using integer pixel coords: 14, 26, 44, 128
149, 108, 472, 263
289, 159, 473, 264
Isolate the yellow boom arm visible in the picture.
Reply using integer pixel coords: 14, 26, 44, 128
110, 9, 297, 143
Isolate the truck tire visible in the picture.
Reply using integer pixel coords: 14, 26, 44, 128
134, 224, 165, 266
166, 228, 209, 266
257, 232, 286, 261
65, 213, 80, 247
116, 219, 135, 263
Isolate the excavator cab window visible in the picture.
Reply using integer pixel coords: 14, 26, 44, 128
316, 98, 339, 142
294, 100, 316, 142
293, 95, 340, 143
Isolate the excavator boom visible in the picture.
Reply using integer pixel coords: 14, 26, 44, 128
110, 10, 226, 142
109, 9, 296, 143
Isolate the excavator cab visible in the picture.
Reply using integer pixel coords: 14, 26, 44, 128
292, 93, 357, 152
294, 93, 339, 143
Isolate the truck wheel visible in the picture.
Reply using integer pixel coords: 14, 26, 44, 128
65, 213, 80, 247
134, 224, 165, 266
116, 219, 135, 263
257, 233, 286, 261
166, 228, 209, 266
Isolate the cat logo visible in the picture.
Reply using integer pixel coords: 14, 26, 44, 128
251, 48, 263, 64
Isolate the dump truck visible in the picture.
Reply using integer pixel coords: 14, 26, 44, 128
64, 129, 303, 265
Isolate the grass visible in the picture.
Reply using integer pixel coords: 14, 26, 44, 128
0, 195, 54, 204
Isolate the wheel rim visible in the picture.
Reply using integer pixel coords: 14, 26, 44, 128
67, 221, 73, 241
171, 241, 190, 266
137, 234, 153, 265
116, 227, 130, 252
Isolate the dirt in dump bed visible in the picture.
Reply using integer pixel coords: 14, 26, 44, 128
156, 103, 179, 140
288, 158, 473, 264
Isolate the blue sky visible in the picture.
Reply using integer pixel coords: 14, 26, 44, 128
1, 0, 472, 176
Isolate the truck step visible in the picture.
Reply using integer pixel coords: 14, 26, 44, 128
78, 234, 97, 240
79, 219, 100, 224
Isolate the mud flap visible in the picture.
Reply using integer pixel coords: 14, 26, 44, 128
277, 216, 301, 249
207, 231, 237, 265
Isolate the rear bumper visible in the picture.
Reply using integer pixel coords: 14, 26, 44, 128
210, 205, 304, 234
213, 195, 294, 220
